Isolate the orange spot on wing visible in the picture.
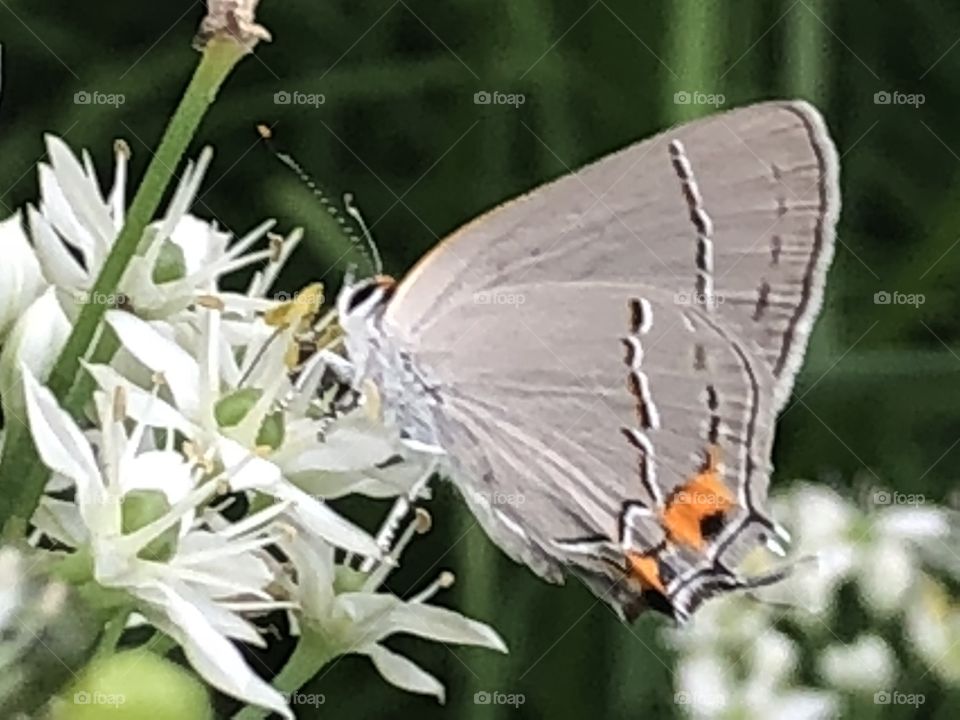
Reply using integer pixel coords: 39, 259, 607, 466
660, 447, 735, 550
626, 551, 665, 594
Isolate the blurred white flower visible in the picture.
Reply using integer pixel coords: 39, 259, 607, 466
21, 367, 294, 718
905, 578, 960, 683
818, 634, 896, 692
670, 483, 956, 720
766, 485, 951, 618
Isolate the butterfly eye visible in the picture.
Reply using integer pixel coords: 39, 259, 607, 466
345, 280, 380, 312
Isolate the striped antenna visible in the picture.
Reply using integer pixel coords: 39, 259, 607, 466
344, 192, 383, 275
256, 124, 380, 276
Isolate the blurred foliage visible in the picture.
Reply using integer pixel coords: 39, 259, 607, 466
2, 0, 960, 718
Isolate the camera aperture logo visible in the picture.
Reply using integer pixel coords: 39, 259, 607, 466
474, 690, 525, 707
474, 90, 526, 108
874, 90, 924, 108
74, 90, 125, 108
873, 290, 924, 307
274, 90, 326, 108
673, 90, 725, 108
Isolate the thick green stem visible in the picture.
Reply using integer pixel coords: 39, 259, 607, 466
0, 38, 249, 533
664, 1, 725, 123
232, 632, 336, 720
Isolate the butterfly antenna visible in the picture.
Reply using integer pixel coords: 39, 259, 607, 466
343, 192, 383, 275
256, 124, 378, 275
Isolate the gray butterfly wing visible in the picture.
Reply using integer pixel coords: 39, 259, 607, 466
381, 100, 839, 616
393, 282, 780, 613
389, 101, 838, 413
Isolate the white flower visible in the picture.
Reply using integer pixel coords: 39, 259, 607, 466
86, 306, 383, 558
818, 634, 896, 692
282, 501, 507, 703
21, 366, 296, 718
905, 578, 960, 683
21, 135, 289, 326
0, 212, 45, 342
764, 485, 951, 618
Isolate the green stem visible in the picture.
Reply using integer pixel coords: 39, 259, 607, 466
93, 608, 133, 660
232, 632, 336, 720
663, 0, 725, 123
0, 37, 249, 533
784, 0, 828, 102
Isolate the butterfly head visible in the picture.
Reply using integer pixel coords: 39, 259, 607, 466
337, 274, 397, 381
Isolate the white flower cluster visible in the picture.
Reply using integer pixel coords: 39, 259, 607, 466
666, 483, 960, 719
0, 138, 504, 718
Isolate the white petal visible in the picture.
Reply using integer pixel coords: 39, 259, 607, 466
19, 367, 106, 512
748, 630, 797, 688
28, 204, 89, 287
338, 593, 507, 652
857, 538, 914, 614
37, 162, 97, 266
146, 583, 292, 719
84, 363, 196, 433
45, 135, 115, 261
358, 643, 446, 702
31, 496, 89, 547
756, 690, 838, 720
121, 450, 194, 502
155, 149, 213, 245
0, 288, 70, 415
675, 653, 731, 715
105, 311, 201, 417
876, 506, 950, 541
272, 481, 381, 558
0, 211, 45, 340
817, 634, 896, 692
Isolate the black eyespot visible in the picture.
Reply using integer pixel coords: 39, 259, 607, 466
700, 512, 726, 542
346, 281, 380, 312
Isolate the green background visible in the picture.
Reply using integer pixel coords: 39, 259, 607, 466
1, 1, 959, 717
